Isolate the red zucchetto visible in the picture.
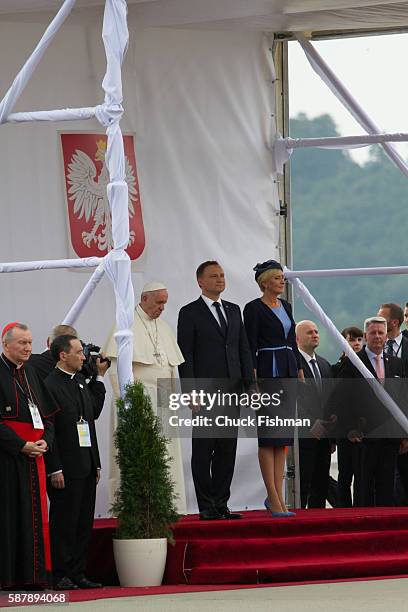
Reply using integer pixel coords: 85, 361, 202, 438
2, 321, 20, 339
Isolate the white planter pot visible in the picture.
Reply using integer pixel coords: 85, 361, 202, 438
113, 538, 167, 587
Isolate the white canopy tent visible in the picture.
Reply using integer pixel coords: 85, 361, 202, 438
1, 0, 408, 516
3, 1, 408, 32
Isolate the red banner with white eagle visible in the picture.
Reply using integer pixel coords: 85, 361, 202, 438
60, 133, 145, 260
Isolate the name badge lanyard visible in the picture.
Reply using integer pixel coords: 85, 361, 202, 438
75, 378, 92, 447
0, 356, 43, 429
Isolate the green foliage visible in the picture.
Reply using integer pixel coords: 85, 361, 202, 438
290, 113, 408, 362
111, 380, 180, 540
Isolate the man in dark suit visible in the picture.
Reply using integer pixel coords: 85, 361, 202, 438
403, 302, 408, 339
377, 303, 408, 369
296, 320, 334, 508
29, 324, 78, 380
45, 335, 108, 590
331, 316, 404, 507
377, 303, 408, 503
177, 261, 253, 520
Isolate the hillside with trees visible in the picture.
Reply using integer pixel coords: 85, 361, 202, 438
290, 113, 408, 360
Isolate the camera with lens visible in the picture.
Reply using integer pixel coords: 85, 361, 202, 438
81, 342, 111, 379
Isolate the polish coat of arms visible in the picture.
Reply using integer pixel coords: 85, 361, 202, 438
61, 133, 145, 259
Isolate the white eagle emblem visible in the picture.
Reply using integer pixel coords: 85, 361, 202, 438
67, 139, 138, 252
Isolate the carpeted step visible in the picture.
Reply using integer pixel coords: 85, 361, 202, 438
173, 508, 408, 541
164, 509, 408, 584
185, 530, 408, 566
189, 553, 408, 584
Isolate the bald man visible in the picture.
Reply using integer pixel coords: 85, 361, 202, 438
105, 282, 187, 514
296, 320, 334, 508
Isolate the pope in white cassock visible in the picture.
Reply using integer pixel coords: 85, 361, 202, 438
104, 282, 187, 514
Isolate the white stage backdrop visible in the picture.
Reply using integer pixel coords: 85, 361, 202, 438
0, 18, 280, 516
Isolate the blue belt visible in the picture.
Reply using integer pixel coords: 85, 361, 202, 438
258, 346, 293, 377
258, 346, 293, 352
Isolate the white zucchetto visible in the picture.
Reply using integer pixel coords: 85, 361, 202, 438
141, 281, 167, 293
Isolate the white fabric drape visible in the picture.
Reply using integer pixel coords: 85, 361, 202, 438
103, 251, 134, 396
96, 0, 134, 397
285, 265, 408, 279
296, 34, 408, 179
0, 0, 76, 124
274, 132, 408, 173
285, 267, 408, 435
6, 107, 96, 123
0, 258, 101, 273
284, 133, 408, 150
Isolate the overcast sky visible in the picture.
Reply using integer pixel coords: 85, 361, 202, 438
288, 33, 408, 164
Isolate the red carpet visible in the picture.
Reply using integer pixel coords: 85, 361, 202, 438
87, 507, 408, 588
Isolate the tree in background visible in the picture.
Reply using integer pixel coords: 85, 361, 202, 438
290, 113, 408, 361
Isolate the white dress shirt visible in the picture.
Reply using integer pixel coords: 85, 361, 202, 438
365, 346, 385, 374
299, 348, 321, 380
201, 294, 227, 327
387, 332, 403, 358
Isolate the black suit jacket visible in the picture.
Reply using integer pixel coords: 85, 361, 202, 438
298, 353, 333, 436
329, 348, 405, 438
397, 335, 408, 373
299, 352, 333, 406
177, 297, 253, 386
44, 369, 105, 478
29, 350, 56, 381
300, 353, 333, 381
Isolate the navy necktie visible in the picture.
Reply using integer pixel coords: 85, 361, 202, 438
310, 358, 322, 393
386, 339, 394, 357
212, 302, 228, 336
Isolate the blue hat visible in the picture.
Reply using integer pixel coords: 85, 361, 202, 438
253, 259, 283, 280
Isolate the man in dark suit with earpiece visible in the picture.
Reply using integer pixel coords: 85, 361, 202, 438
296, 320, 334, 508
177, 261, 253, 520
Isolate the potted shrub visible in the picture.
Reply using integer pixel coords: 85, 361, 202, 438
111, 380, 180, 586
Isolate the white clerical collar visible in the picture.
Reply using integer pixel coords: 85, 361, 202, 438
57, 366, 76, 379
299, 349, 316, 364
137, 304, 155, 322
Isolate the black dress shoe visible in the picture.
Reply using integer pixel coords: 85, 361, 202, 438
54, 577, 79, 590
74, 577, 103, 589
217, 507, 242, 519
199, 509, 223, 520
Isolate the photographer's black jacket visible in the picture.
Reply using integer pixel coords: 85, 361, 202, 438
44, 368, 105, 478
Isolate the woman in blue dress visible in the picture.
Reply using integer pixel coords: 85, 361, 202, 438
244, 260, 303, 516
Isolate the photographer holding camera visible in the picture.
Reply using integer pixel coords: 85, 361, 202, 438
30, 324, 110, 382
44, 334, 109, 590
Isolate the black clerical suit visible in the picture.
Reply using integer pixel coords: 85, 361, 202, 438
0, 356, 57, 589
177, 297, 253, 514
44, 369, 105, 585
298, 353, 333, 508
330, 348, 404, 507
29, 349, 56, 380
